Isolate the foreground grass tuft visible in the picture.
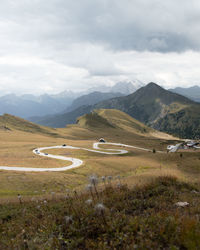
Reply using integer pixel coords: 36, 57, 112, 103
0, 176, 200, 249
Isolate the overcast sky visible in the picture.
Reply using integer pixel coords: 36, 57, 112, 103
0, 0, 200, 95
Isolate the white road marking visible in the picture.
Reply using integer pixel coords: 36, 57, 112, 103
0, 142, 163, 172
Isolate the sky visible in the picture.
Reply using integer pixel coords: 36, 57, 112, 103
0, 0, 200, 95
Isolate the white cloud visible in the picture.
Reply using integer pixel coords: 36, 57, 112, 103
0, 55, 89, 94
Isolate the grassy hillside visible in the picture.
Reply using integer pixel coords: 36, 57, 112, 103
77, 110, 115, 129
0, 108, 183, 198
0, 113, 58, 137
1, 176, 200, 249
77, 109, 153, 135
0, 109, 200, 248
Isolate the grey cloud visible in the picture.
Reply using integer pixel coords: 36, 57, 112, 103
1, 0, 200, 53
89, 67, 124, 77
0, 0, 200, 95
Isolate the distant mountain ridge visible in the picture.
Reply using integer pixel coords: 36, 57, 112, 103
0, 81, 141, 118
88, 80, 143, 95
64, 91, 124, 113
30, 105, 93, 128
0, 93, 75, 118
169, 85, 200, 102
31, 82, 200, 139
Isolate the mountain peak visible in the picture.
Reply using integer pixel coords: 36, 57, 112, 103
87, 80, 144, 95
129, 82, 166, 100
111, 80, 143, 94
146, 82, 163, 89
132, 82, 193, 105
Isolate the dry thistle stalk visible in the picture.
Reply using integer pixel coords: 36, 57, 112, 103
17, 194, 22, 204
95, 203, 107, 225
89, 175, 99, 199
64, 216, 73, 226
86, 184, 95, 200
85, 199, 93, 206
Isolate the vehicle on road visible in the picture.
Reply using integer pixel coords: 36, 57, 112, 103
99, 138, 106, 143
186, 141, 200, 147
167, 145, 175, 151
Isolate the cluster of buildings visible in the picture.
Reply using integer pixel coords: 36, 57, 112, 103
167, 140, 200, 152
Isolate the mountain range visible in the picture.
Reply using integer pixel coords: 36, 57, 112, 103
31, 82, 200, 139
0, 93, 74, 118
169, 85, 200, 102
96, 83, 200, 139
0, 81, 138, 118
87, 80, 143, 94
64, 91, 124, 113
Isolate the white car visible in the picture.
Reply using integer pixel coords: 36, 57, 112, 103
167, 145, 175, 150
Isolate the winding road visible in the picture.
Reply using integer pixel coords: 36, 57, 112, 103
0, 142, 163, 172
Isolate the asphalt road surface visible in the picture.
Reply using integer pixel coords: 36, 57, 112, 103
0, 142, 163, 172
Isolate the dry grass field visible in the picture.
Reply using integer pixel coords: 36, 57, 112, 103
0, 110, 199, 202
1, 176, 200, 249
0, 111, 200, 249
